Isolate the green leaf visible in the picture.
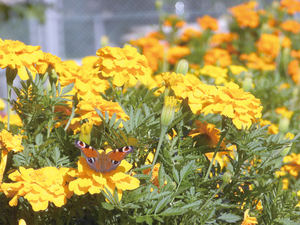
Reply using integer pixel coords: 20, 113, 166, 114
172, 167, 180, 183
145, 216, 153, 225
155, 196, 171, 214
135, 217, 144, 223
218, 213, 242, 223
101, 202, 114, 210
180, 160, 195, 181
35, 133, 43, 146
158, 163, 165, 188
159, 207, 185, 216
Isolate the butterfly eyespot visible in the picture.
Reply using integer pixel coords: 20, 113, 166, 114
112, 160, 119, 165
87, 158, 95, 164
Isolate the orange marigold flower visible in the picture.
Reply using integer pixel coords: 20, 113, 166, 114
287, 59, 300, 84
35, 52, 64, 75
240, 53, 276, 71
241, 209, 258, 225
281, 20, 300, 33
0, 39, 44, 80
1, 167, 73, 211
196, 15, 218, 31
281, 153, 300, 177
282, 36, 291, 48
280, 0, 300, 14
210, 33, 239, 46
92, 45, 151, 87
256, 34, 280, 58
163, 14, 185, 28
204, 48, 232, 68
180, 27, 201, 42
143, 163, 164, 188
131, 37, 164, 72
68, 155, 139, 200
229, 2, 259, 28
291, 50, 300, 58
167, 46, 190, 64
275, 107, 294, 119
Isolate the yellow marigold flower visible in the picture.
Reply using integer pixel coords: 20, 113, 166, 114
229, 65, 248, 75
204, 48, 232, 68
296, 190, 300, 207
259, 119, 279, 134
92, 45, 151, 87
58, 60, 110, 101
68, 155, 139, 199
281, 20, 300, 33
0, 39, 44, 80
199, 82, 262, 129
256, 34, 280, 58
0, 98, 6, 110
1, 113, 23, 127
241, 209, 258, 225
199, 65, 228, 85
287, 59, 300, 84
229, 2, 259, 28
280, 0, 300, 14
282, 178, 289, 190
19, 219, 26, 225
1, 167, 73, 211
240, 53, 276, 71
278, 83, 290, 90
167, 46, 190, 65
131, 37, 164, 72
69, 96, 129, 134
35, 52, 63, 75
82, 55, 98, 69
196, 15, 218, 31
79, 120, 93, 145
275, 107, 294, 119
281, 153, 300, 177
0, 129, 23, 183
180, 27, 201, 42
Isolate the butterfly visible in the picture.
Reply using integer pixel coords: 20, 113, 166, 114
75, 140, 134, 173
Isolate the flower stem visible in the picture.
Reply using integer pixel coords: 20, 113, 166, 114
204, 128, 228, 181
151, 125, 168, 173
199, 182, 227, 211
6, 83, 11, 130
64, 103, 76, 131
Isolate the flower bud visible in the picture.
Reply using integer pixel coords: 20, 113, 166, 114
155, 0, 163, 10
176, 59, 189, 75
5, 67, 18, 85
79, 121, 93, 145
161, 96, 177, 128
100, 35, 109, 48
278, 116, 290, 134
222, 171, 232, 183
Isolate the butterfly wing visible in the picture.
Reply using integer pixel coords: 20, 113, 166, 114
75, 140, 134, 173
104, 146, 134, 172
75, 140, 102, 172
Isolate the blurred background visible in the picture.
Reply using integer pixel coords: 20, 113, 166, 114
0, 0, 271, 98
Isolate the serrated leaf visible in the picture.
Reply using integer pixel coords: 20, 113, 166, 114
172, 167, 180, 183
109, 113, 117, 128
101, 202, 114, 210
218, 213, 242, 223
155, 196, 171, 214
35, 134, 43, 146
159, 207, 185, 216
153, 216, 164, 223
158, 163, 165, 188
180, 160, 195, 181
145, 216, 153, 225
60, 83, 74, 95
135, 217, 144, 223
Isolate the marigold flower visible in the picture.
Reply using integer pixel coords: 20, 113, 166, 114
281, 153, 300, 177
256, 34, 280, 58
229, 2, 259, 28
204, 48, 232, 68
199, 65, 228, 85
259, 119, 279, 134
210, 33, 239, 46
0, 129, 23, 183
0, 39, 44, 80
69, 96, 130, 134
1, 113, 23, 127
276, 107, 294, 119
241, 209, 258, 225
240, 53, 276, 71
163, 14, 186, 28
131, 37, 164, 72
196, 15, 218, 31
167, 46, 190, 65
280, 20, 300, 33
58, 60, 109, 101
68, 156, 139, 200
35, 52, 63, 75
19, 219, 26, 225
92, 45, 151, 87
287, 59, 300, 84
280, 0, 300, 14
1, 167, 73, 211
229, 65, 248, 75
79, 120, 93, 145
180, 27, 201, 42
